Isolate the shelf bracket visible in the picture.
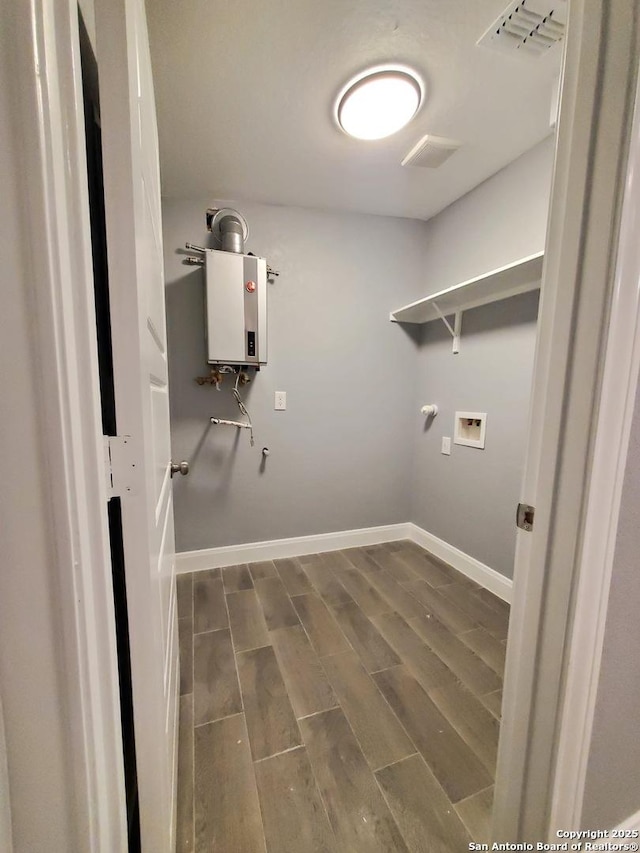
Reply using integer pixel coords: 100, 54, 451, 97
432, 303, 462, 354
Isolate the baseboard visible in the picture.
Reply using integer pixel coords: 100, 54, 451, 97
406, 523, 513, 603
176, 522, 513, 602
175, 523, 413, 573
614, 811, 640, 832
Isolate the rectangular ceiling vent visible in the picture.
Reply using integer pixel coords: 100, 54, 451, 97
478, 0, 567, 57
401, 134, 462, 169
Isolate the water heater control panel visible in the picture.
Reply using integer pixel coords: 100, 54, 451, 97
204, 249, 267, 366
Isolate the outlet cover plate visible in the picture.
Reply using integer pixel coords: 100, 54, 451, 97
441, 436, 451, 455
274, 391, 287, 411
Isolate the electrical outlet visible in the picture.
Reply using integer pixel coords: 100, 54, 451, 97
274, 391, 287, 411
441, 436, 451, 455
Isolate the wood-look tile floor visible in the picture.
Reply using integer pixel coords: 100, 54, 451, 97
175, 540, 510, 853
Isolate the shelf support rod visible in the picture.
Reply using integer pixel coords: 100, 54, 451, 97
453, 310, 462, 354
432, 303, 462, 354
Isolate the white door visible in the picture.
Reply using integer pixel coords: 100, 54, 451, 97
94, 0, 179, 849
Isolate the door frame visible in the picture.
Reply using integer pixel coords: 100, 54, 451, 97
549, 44, 640, 832
0, 695, 11, 851
4, 0, 127, 849
494, 0, 640, 838
7, 0, 639, 847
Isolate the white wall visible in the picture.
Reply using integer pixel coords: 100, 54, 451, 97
410, 138, 554, 577
581, 377, 640, 828
0, 4, 77, 849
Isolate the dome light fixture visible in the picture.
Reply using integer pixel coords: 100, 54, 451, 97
336, 66, 424, 140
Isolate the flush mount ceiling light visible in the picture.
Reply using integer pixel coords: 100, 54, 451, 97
336, 66, 424, 140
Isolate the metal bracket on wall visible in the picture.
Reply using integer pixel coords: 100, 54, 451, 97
432, 303, 462, 354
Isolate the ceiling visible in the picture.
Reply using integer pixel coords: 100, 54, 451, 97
146, 0, 561, 221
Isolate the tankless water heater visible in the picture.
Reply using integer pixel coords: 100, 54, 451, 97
204, 248, 268, 366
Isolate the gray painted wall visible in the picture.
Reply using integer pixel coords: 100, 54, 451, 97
164, 138, 554, 577
164, 199, 426, 551
411, 292, 539, 578
419, 137, 554, 288
409, 137, 554, 578
581, 380, 640, 828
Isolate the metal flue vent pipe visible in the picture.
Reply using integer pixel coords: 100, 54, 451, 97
219, 215, 245, 253
206, 207, 250, 254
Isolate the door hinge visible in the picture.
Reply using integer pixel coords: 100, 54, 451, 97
516, 502, 535, 532
103, 435, 137, 499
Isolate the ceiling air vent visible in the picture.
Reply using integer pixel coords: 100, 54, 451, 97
478, 0, 568, 57
401, 134, 462, 169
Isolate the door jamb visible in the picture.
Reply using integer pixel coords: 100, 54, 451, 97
550, 60, 640, 831
0, 695, 11, 851
7, 0, 127, 849
494, 0, 640, 839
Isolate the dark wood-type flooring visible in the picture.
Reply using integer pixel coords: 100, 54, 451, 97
176, 540, 509, 852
